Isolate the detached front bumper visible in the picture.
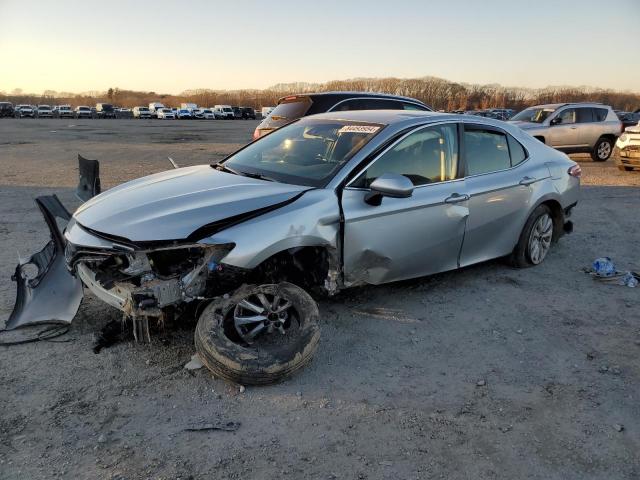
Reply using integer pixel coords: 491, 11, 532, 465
7, 196, 83, 330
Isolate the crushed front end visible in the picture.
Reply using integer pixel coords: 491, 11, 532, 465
8, 194, 241, 341
64, 218, 236, 341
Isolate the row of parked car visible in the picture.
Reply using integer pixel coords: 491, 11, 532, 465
0, 102, 261, 120
138, 103, 257, 120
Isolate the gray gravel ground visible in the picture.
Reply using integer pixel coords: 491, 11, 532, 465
0, 119, 639, 479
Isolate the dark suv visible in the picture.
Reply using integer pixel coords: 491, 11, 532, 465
0, 102, 14, 118
253, 91, 431, 139
241, 107, 256, 120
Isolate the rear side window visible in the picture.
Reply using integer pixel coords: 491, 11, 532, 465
464, 127, 511, 175
402, 102, 428, 111
507, 135, 527, 166
593, 108, 608, 122
265, 97, 312, 127
576, 108, 593, 123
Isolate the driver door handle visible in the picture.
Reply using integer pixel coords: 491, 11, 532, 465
444, 193, 470, 204
519, 176, 537, 186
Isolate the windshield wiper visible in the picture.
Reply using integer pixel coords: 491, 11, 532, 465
237, 171, 276, 182
215, 163, 275, 182
215, 164, 240, 175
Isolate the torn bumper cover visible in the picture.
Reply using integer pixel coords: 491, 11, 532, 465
7, 195, 83, 330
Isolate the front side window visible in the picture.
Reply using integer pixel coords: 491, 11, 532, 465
557, 108, 576, 124
464, 128, 511, 175
352, 124, 459, 188
224, 119, 382, 187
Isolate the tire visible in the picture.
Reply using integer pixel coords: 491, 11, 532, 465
510, 204, 554, 268
591, 137, 613, 162
195, 282, 320, 385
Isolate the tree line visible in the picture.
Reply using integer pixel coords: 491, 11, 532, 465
3, 76, 639, 112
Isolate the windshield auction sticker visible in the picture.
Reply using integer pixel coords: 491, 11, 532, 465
338, 125, 380, 134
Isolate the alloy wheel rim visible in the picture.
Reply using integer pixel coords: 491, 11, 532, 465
598, 142, 611, 159
528, 213, 553, 264
233, 292, 293, 344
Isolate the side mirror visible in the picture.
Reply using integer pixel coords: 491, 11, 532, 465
364, 173, 414, 206
550, 117, 562, 125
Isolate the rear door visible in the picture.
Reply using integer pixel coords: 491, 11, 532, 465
459, 124, 546, 266
575, 107, 597, 147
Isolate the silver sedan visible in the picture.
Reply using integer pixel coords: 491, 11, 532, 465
10, 110, 581, 384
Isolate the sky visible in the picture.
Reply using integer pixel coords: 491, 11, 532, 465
1, 0, 638, 94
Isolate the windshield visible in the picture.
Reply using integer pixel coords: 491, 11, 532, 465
139, 107, 149, 111
223, 107, 232, 112
78, 107, 90, 111
222, 118, 383, 187
511, 107, 555, 123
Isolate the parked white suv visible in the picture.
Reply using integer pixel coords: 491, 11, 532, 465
75, 106, 92, 119
57, 105, 74, 118
133, 106, 152, 119
36, 105, 53, 118
214, 105, 235, 119
157, 108, 176, 119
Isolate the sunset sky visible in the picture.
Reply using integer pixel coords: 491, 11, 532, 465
1, 0, 638, 94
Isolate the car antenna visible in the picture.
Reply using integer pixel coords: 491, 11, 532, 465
167, 156, 179, 169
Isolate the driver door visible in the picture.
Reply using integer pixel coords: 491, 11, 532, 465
341, 123, 469, 285
548, 108, 579, 148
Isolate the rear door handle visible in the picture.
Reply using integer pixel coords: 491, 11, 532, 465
519, 176, 537, 186
444, 193, 470, 204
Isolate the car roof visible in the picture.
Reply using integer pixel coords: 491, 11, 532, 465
531, 102, 609, 109
279, 91, 428, 106
305, 109, 536, 133
307, 109, 460, 125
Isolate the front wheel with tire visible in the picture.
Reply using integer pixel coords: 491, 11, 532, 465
510, 205, 555, 268
591, 137, 613, 162
195, 282, 320, 385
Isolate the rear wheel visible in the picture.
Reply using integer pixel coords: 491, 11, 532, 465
510, 205, 554, 268
195, 283, 320, 385
591, 137, 613, 162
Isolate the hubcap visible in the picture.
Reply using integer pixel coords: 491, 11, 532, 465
233, 293, 292, 344
598, 141, 611, 159
528, 213, 553, 265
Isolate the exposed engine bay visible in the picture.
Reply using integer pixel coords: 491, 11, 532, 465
70, 241, 236, 340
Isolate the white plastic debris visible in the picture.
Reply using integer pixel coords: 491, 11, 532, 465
184, 353, 204, 370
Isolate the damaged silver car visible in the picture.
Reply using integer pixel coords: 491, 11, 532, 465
9, 110, 581, 384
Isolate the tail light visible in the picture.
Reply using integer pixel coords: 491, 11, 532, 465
568, 164, 581, 178
252, 128, 260, 140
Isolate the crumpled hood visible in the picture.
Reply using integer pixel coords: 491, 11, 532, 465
508, 121, 543, 130
74, 165, 309, 242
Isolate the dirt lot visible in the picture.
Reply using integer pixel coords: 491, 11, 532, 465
1, 118, 639, 480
